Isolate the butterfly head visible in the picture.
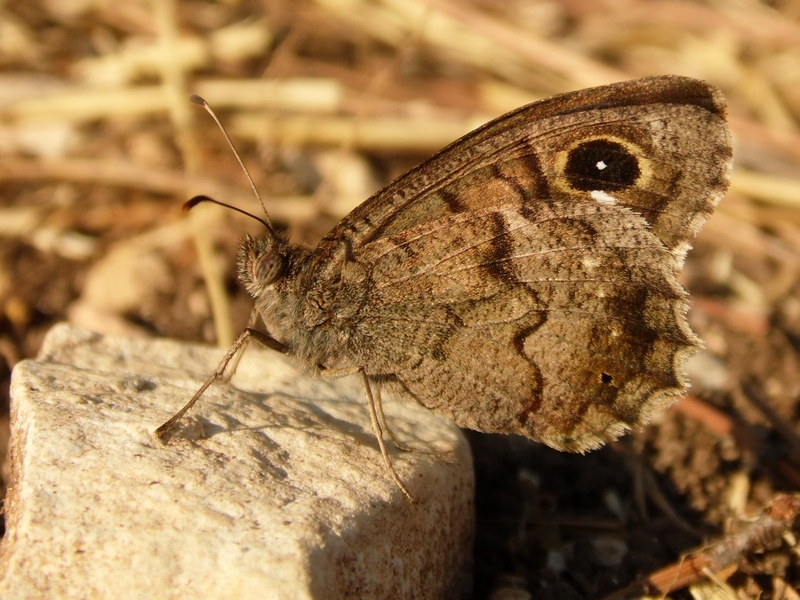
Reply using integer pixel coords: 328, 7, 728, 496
237, 232, 292, 298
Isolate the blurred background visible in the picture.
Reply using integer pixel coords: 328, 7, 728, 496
1, 0, 799, 597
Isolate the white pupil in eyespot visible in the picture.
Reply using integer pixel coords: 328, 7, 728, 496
596, 160, 607, 171
590, 190, 617, 205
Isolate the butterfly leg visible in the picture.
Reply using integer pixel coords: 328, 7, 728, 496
320, 366, 415, 502
155, 327, 289, 442
373, 385, 413, 453
220, 308, 258, 383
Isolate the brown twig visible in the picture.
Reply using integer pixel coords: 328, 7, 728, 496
604, 493, 800, 599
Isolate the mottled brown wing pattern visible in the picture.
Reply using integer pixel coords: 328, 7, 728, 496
297, 75, 732, 451
353, 201, 689, 451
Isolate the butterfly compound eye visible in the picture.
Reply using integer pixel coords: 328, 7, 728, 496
254, 251, 285, 285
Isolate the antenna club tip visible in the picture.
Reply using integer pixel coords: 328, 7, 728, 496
189, 94, 207, 106
183, 195, 210, 212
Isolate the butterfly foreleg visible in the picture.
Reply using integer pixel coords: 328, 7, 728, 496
319, 365, 415, 502
219, 308, 259, 383
155, 327, 289, 442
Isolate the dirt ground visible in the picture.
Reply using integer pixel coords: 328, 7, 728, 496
2, 1, 800, 598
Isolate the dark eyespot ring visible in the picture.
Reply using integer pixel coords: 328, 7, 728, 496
564, 139, 640, 192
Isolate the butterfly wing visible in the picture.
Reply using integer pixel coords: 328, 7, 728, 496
319, 75, 731, 256
302, 76, 732, 451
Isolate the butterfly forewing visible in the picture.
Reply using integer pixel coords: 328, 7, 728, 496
318, 76, 730, 255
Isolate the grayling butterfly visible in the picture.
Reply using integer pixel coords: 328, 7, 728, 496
157, 75, 733, 500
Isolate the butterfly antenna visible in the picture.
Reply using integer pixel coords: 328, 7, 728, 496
190, 95, 275, 236
183, 195, 271, 231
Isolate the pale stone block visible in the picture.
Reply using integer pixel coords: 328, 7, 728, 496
1, 323, 474, 598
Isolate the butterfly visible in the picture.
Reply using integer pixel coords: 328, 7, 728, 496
157, 75, 733, 500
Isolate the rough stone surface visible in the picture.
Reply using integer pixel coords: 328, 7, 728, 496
1, 323, 474, 599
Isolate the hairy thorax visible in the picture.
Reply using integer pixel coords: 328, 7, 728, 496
243, 235, 372, 374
